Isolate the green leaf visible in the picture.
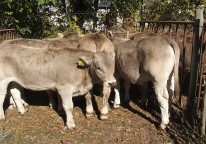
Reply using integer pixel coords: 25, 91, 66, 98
38, 0, 44, 5
37, 0, 58, 5
189, 10, 195, 17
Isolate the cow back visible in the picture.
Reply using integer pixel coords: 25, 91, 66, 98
77, 33, 115, 53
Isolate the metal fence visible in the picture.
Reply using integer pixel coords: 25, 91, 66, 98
1, 18, 206, 132
0, 29, 18, 43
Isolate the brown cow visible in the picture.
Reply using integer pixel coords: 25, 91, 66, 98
77, 33, 117, 118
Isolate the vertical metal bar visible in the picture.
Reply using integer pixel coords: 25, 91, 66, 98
142, 22, 145, 32
179, 24, 188, 107
12, 30, 14, 39
3, 32, 5, 41
151, 23, 154, 33
169, 23, 171, 37
201, 78, 206, 135
197, 26, 206, 110
175, 24, 179, 41
156, 23, 159, 34
162, 24, 165, 35
187, 7, 204, 126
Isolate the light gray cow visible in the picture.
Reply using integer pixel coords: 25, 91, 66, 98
2, 38, 79, 49
0, 44, 116, 129
3, 33, 117, 119
113, 36, 180, 129
110, 32, 180, 106
1, 38, 79, 111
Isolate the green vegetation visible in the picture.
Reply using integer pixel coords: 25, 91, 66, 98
0, 0, 206, 37
0, 0, 65, 38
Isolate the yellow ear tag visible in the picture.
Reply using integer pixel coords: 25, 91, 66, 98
78, 60, 86, 67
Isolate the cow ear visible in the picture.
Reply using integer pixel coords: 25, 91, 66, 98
107, 31, 114, 40
78, 56, 91, 67
110, 52, 115, 60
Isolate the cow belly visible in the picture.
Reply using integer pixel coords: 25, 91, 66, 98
25, 84, 55, 91
136, 73, 151, 85
117, 64, 140, 84
73, 83, 93, 96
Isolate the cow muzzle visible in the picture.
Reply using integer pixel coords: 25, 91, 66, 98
104, 80, 117, 87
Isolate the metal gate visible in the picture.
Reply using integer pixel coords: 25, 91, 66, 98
0, 29, 17, 43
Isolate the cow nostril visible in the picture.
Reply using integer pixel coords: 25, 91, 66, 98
109, 82, 117, 87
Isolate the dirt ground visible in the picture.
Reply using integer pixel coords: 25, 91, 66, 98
0, 85, 205, 144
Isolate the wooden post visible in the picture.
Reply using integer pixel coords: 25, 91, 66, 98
201, 79, 206, 135
187, 6, 204, 126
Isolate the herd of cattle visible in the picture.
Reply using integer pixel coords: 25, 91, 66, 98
0, 31, 182, 130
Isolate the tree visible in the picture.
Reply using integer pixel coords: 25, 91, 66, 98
0, 0, 66, 38
142, 0, 205, 21
110, 0, 142, 29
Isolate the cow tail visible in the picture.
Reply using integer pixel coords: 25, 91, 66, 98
164, 36, 180, 102
172, 43, 180, 102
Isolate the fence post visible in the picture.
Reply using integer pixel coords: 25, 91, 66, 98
187, 6, 204, 126
201, 78, 206, 135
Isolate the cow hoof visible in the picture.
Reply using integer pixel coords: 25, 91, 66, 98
0, 114, 5, 120
113, 103, 120, 109
67, 122, 76, 129
63, 126, 68, 131
23, 102, 29, 107
49, 104, 56, 109
8, 105, 14, 110
159, 123, 167, 130
86, 112, 93, 118
100, 114, 108, 120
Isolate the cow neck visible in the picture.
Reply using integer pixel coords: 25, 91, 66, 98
88, 65, 101, 84
80, 67, 92, 86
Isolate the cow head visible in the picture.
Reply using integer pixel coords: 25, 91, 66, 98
78, 51, 116, 87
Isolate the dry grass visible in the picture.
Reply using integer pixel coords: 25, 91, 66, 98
0, 88, 204, 144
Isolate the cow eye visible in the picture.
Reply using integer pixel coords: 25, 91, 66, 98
96, 64, 101, 70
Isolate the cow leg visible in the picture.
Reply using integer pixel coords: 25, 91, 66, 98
9, 83, 27, 114
140, 83, 148, 107
10, 88, 26, 114
100, 86, 111, 120
57, 94, 64, 112
154, 83, 169, 129
8, 96, 16, 109
0, 94, 6, 119
20, 88, 28, 107
85, 91, 94, 117
7, 83, 18, 110
47, 90, 56, 109
113, 77, 120, 108
8, 83, 28, 111
58, 87, 75, 130
124, 81, 130, 102
0, 80, 11, 119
